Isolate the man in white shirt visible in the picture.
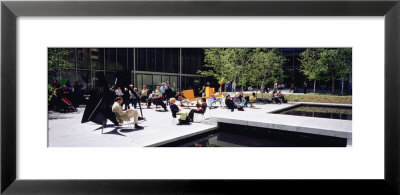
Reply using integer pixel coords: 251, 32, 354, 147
112, 97, 143, 129
160, 83, 167, 101
115, 87, 123, 97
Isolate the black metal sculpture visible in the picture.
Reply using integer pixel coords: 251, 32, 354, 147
81, 72, 145, 133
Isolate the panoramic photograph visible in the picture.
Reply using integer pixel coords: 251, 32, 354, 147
48, 48, 352, 147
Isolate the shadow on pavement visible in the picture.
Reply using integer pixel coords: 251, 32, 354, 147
103, 128, 126, 137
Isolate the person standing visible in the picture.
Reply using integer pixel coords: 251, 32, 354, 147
129, 85, 139, 109
115, 87, 123, 97
273, 80, 278, 93
303, 80, 308, 94
232, 81, 237, 92
289, 82, 295, 93
200, 86, 206, 98
165, 85, 173, 106
226, 82, 231, 92
122, 87, 130, 110
73, 81, 83, 108
160, 83, 167, 101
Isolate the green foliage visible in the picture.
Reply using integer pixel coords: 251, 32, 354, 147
251, 49, 286, 88
299, 48, 352, 93
48, 48, 75, 73
199, 48, 286, 90
241, 92, 352, 104
299, 49, 327, 81
284, 93, 352, 104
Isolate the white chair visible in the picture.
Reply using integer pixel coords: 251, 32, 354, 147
171, 113, 182, 124
194, 112, 205, 121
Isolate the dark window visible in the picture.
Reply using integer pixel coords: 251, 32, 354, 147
147, 48, 156, 72
77, 70, 91, 91
117, 48, 127, 71
77, 48, 91, 69
105, 71, 116, 86
171, 48, 179, 73
92, 48, 104, 70
164, 49, 172, 73
155, 48, 163, 72
136, 74, 143, 91
143, 74, 153, 92
128, 48, 134, 71
137, 48, 146, 71
182, 48, 204, 74
105, 48, 116, 71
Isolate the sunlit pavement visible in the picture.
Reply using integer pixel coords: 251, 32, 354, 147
48, 101, 352, 147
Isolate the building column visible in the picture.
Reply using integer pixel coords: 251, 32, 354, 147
133, 48, 136, 86
75, 48, 78, 84
179, 48, 182, 90
90, 49, 93, 88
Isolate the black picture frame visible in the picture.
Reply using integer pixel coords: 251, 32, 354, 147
2, 0, 400, 194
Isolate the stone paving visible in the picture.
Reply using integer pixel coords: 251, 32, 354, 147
48, 102, 352, 147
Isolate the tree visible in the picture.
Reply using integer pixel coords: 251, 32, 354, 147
48, 48, 75, 81
299, 49, 327, 93
318, 48, 352, 94
251, 49, 286, 97
336, 48, 352, 94
199, 48, 251, 92
200, 48, 286, 96
226, 48, 252, 91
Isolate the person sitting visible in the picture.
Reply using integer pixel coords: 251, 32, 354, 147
240, 96, 249, 107
189, 98, 207, 122
237, 91, 244, 100
225, 95, 244, 112
175, 91, 192, 107
207, 94, 217, 109
270, 91, 281, 104
112, 97, 143, 129
155, 86, 162, 94
249, 93, 257, 107
219, 94, 226, 107
140, 85, 148, 104
277, 90, 287, 103
147, 91, 155, 108
152, 92, 168, 111
169, 98, 190, 125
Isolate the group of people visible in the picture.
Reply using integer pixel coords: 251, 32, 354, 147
48, 80, 83, 112
169, 97, 207, 125
270, 90, 287, 104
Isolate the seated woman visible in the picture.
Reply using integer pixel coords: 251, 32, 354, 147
219, 94, 226, 107
240, 96, 249, 107
249, 93, 257, 107
189, 98, 207, 121
175, 91, 192, 107
277, 90, 287, 103
207, 94, 217, 109
169, 98, 190, 125
270, 91, 281, 104
140, 85, 148, 103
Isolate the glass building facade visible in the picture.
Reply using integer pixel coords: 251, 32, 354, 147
48, 48, 206, 93
49, 48, 349, 94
